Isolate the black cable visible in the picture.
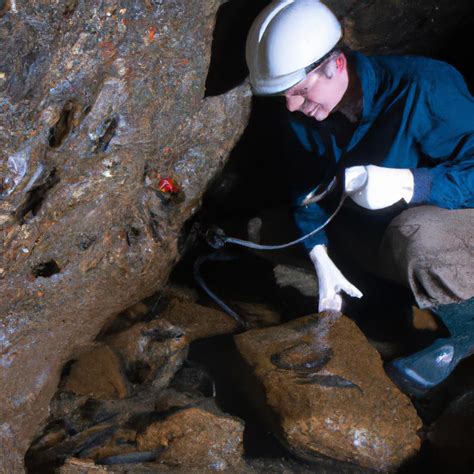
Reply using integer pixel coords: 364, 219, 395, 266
221, 192, 346, 250
193, 252, 248, 329
194, 172, 367, 327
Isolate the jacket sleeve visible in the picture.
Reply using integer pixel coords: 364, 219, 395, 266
292, 200, 329, 250
287, 115, 333, 251
411, 64, 474, 208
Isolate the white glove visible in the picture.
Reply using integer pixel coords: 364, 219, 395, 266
345, 165, 414, 210
310, 245, 363, 313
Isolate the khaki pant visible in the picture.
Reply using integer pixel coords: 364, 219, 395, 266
377, 206, 474, 308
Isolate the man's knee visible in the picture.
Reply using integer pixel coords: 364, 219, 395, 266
385, 206, 473, 255
379, 206, 474, 307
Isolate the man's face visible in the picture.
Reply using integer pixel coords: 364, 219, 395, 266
284, 56, 348, 121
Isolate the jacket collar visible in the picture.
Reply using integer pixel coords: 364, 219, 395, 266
350, 51, 377, 124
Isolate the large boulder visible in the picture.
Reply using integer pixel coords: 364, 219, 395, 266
0, 0, 250, 469
234, 313, 422, 471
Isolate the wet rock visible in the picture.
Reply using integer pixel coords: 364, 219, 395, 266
63, 345, 129, 400
158, 297, 240, 342
0, 0, 250, 468
136, 406, 245, 471
427, 389, 474, 470
104, 319, 188, 389
26, 423, 116, 471
49, 389, 178, 439
28, 391, 174, 469
80, 428, 138, 463
234, 313, 422, 471
48, 384, 207, 436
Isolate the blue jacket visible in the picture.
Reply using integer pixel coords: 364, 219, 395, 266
290, 52, 474, 251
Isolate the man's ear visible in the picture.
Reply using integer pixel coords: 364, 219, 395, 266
335, 53, 346, 72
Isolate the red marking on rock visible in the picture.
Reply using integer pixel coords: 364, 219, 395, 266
158, 178, 180, 194
148, 26, 157, 43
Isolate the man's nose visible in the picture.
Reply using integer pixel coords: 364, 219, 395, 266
285, 94, 304, 112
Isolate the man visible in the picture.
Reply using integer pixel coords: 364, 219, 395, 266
245, 0, 474, 397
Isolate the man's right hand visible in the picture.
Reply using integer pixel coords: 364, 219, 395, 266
345, 165, 414, 210
309, 244, 363, 312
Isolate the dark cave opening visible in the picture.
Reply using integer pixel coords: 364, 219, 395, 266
48, 101, 78, 149
32, 259, 61, 278
16, 168, 60, 223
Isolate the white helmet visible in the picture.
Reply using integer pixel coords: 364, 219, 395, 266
246, 0, 342, 95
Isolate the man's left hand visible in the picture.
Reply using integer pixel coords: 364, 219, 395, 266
345, 165, 414, 210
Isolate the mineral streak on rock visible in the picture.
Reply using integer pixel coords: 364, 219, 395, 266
234, 314, 422, 471
136, 406, 245, 471
0, 0, 251, 470
271, 343, 333, 373
295, 374, 362, 392
269, 314, 363, 393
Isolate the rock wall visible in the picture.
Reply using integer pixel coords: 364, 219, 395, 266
0, 1, 250, 471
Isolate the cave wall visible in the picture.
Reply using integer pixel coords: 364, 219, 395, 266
0, 1, 250, 471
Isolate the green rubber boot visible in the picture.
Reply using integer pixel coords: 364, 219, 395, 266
386, 298, 474, 398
